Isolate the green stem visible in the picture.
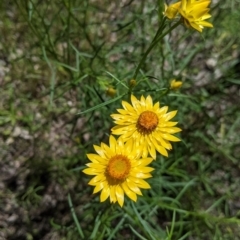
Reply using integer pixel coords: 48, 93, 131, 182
132, 19, 182, 81
132, 18, 166, 81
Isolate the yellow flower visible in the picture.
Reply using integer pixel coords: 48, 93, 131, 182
179, 0, 213, 32
83, 136, 154, 207
164, 1, 181, 19
170, 79, 183, 90
111, 95, 181, 159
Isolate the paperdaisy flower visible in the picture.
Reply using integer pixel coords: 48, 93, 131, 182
111, 95, 181, 159
178, 0, 213, 32
83, 136, 154, 207
164, 1, 181, 19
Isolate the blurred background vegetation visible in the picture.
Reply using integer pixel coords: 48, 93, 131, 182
0, 0, 240, 239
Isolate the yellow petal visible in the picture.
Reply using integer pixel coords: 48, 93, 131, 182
122, 101, 135, 112
135, 179, 151, 189
140, 157, 154, 166
101, 142, 115, 158
151, 133, 172, 150
163, 121, 178, 127
164, 110, 177, 121
122, 182, 137, 202
117, 109, 128, 115
162, 133, 181, 142
200, 13, 211, 20
194, 8, 209, 19
83, 168, 100, 175
199, 21, 213, 28
140, 95, 146, 105
86, 154, 105, 163
131, 172, 153, 179
190, 22, 203, 32
126, 179, 142, 195
100, 186, 110, 202
130, 177, 151, 189
153, 102, 160, 110
93, 145, 105, 157
109, 135, 117, 151
142, 145, 148, 158
109, 185, 117, 203
131, 157, 153, 167
158, 127, 182, 134
116, 185, 124, 207
148, 143, 156, 159
132, 166, 154, 173
146, 95, 153, 108
155, 144, 168, 157
93, 181, 107, 193
115, 138, 124, 153
130, 173, 153, 179
158, 106, 168, 115
111, 126, 126, 135
87, 163, 106, 169
124, 138, 134, 155
110, 113, 125, 120
88, 174, 106, 185
131, 94, 140, 108
181, 0, 187, 10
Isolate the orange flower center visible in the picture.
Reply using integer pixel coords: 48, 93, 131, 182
137, 110, 158, 135
107, 154, 131, 181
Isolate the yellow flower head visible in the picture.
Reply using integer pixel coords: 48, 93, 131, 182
111, 95, 181, 159
164, 1, 181, 19
179, 0, 213, 32
83, 135, 154, 207
170, 79, 183, 90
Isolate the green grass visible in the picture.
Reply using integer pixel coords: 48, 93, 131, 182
0, 0, 240, 239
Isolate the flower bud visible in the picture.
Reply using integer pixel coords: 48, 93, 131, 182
129, 79, 137, 88
170, 79, 183, 90
106, 87, 116, 97
164, 2, 181, 19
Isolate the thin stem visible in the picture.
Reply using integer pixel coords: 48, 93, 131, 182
132, 19, 182, 81
132, 18, 166, 81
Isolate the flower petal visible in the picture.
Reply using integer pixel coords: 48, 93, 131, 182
126, 179, 143, 195
135, 179, 151, 189
100, 186, 110, 202
93, 181, 107, 193
122, 182, 137, 202
87, 154, 106, 163
162, 134, 181, 142
89, 174, 106, 185
83, 168, 100, 175
110, 185, 117, 203
116, 185, 124, 207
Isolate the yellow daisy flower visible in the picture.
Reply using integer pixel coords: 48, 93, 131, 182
164, 1, 181, 19
111, 95, 181, 159
83, 135, 154, 207
179, 0, 213, 32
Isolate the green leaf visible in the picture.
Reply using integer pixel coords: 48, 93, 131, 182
77, 94, 126, 115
